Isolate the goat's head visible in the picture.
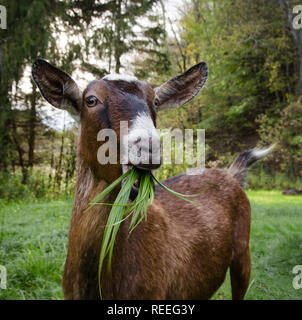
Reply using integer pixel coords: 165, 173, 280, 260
32, 59, 208, 188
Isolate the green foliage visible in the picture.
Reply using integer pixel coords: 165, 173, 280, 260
257, 97, 302, 180
0, 0, 301, 201
0, 169, 75, 203
246, 170, 302, 191
162, 0, 296, 150
67, 0, 169, 75
153, 0, 302, 182
0, 172, 31, 201
0, 0, 62, 170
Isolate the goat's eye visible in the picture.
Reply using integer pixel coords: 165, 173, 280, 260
154, 98, 160, 107
85, 96, 98, 107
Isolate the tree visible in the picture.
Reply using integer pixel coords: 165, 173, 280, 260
174, 0, 297, 155
0, 0, 82, 183
0, 0, 60, 172
64, 0, 169, 76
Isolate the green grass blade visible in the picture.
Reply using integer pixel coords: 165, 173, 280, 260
97, 168, 139, 298
96, 167, 205, 300
152, 173, 205, 198
151, 173, 202, 206
86, 169, 132, 211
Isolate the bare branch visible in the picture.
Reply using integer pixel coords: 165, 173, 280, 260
168, 16, 186, 72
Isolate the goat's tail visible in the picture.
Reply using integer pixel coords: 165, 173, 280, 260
228, 145, 275, 188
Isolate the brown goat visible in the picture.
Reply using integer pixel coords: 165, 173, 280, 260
32, 59, 272, 300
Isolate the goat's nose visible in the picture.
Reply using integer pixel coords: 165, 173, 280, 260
135, 137, 155, 153
135, 160, 161, 170
128, 137, 162, 169
148, 137, 153, 153
137, 137, 162, 170
134, 137, 141, 144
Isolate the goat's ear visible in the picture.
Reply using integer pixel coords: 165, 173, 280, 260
32, 59, 82, 115
154, 62, 208, 110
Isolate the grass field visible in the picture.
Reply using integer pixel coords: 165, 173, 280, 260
0, 190, 301, 300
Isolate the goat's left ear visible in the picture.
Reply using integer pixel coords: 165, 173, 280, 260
32, 59, 82, 116
154, 62, 208, 110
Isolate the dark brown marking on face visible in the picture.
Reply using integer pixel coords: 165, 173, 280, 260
103, 79, 156, 124
98, 101, 111, 129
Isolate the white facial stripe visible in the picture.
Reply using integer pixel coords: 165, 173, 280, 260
130, 112, 158, 136
102, 73, 138, 82
125, 113, 161, 165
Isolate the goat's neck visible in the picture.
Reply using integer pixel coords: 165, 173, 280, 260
73, 156, 117, 212
64, 153, 122, 298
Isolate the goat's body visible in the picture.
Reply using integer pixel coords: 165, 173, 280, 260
62, 166, 251, 300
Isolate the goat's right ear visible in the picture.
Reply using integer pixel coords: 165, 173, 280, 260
154, 62, 208, 110
32, 59, 82, 115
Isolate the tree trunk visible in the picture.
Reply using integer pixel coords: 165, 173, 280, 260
0, 51, 2, 85
28, 79, 37, 168
114, 0, 122, 73
299, 32, 302, 95
0, 51, 12, 172
54, 124, 65, 194
48, 132, 55, 189
11, 120, 27, 184
115, 54, 121, 74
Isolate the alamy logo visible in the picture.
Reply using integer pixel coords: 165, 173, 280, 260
292, 265, 302, 289
293, 5, 302, 30
0, 265, 6, 289
0, 5, 7, 30
96, 122, 206, 175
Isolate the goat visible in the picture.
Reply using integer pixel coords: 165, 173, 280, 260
32, 59, 272, 300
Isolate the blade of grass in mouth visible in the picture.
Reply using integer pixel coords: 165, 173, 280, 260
85, 169, 132, 211
128, 171, 154, 234
97, 168, 139, 298
88, 167, 203, 299
151, 173, 202, 207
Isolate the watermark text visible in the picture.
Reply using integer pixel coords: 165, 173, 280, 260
96, 123, 205, 175
293, 5, 302, 30
292, 265, 302, 289
0, 265, 6, 289
0, 5, 7, 30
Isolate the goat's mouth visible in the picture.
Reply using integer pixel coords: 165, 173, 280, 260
122, 164, 154, 201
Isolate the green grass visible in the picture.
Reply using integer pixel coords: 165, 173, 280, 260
0, 191, 301, 300
0, 199, 72, 299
